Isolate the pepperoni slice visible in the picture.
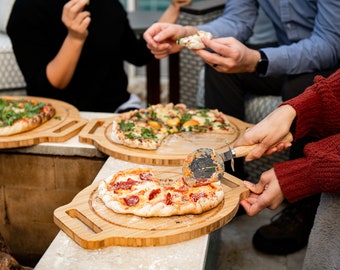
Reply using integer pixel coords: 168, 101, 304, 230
165, 192, 172, 205
123, 195, 139, 206
190, 192, 208, 202
140, 172, 153, 181
109, 178, 137, 190
149, 188, 161, 200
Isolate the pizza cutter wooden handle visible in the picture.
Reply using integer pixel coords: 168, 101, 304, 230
233, 144, 257, 158
233, 132, 293, 158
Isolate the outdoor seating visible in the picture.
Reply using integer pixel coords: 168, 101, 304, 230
0, 0, 26, 96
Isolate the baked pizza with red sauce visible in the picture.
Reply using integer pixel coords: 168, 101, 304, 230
97, 168, 224, 217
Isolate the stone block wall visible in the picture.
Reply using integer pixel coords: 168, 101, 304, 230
0, 153, 106, 266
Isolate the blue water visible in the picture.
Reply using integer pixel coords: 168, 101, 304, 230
119, 0, 200, 11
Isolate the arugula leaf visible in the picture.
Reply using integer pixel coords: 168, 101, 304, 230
180, 113, 192, 125
204, 118, 212, 126
118, 121, 135, 132
198, 109, 210, 117
141, 127, 157, 140
0, 98, 46, 127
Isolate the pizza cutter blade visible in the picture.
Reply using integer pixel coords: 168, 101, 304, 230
183, 133, 293, 185
182, 147, 225, 186
182, 144, 255, 186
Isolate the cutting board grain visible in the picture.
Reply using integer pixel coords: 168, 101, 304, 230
79, 114, 252, 166
54, 167, 249, 249
0, 96, 87, 149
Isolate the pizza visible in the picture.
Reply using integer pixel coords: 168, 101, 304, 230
111, 103, 235, 150
176, 30, 213, 49
0, 97, 56, 136
97, 167, 224, 217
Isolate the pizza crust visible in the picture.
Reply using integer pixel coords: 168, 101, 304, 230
177, 31, 214, 49
111, 120, 161, 150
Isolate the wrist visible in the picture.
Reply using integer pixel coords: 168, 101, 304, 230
183, 26, 198, 37
255, 50, 269, 76
171, 2, 179, 9
169, 2, 178, 9
279, 105, 297, 128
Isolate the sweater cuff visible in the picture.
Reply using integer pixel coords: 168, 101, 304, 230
274, 159, 319, 203
281, 88, 321, 139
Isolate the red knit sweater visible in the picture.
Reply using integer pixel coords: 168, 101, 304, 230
274, 69, 340, 203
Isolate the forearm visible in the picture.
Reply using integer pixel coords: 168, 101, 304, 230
281, 69, 340, 139
46, 35, 85, 89
261, 0, 340, 76
159, 4, 180, 23
197, 0, 256, 40
275, 134, 340, 203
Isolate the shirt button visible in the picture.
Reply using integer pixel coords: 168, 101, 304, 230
286, 23, 291, 29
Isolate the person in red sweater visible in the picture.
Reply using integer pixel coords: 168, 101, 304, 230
235, 69, 340, 267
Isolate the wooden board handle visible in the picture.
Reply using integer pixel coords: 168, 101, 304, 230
50, 119, 87, 138
54, 204, 112, 250
78, 119, 108, 144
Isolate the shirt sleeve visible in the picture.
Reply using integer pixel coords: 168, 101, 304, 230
261, 0, 340, 75
197, 0, 258, 43
280, 70, 340, 140
274, 69, 340, 202
275, 134, 340, 203
121, 12, 153, 66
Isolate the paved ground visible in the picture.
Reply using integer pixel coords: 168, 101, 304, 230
205, 204, 306, 270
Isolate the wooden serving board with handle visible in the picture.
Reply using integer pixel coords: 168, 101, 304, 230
79, 114, 253, 166
0, 96, 88, 149
54, 167, 249, 249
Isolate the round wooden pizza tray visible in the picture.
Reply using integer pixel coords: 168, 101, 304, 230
0, 96, 88, 149
78, 114, 253, 166
53, 167, 249, 249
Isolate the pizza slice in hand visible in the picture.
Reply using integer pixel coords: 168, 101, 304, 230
176, 31, 213, 49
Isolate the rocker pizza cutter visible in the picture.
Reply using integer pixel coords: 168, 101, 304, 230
183, 133, 293, 186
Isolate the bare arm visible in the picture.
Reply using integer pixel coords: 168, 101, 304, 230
158, 0, 192, 23
46, 0, 90, 89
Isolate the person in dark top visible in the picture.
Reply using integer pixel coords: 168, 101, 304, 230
6, 0, 191, 113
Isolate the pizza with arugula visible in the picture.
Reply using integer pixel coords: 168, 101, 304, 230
0, 97, 56, 136
111, 103, 235, 150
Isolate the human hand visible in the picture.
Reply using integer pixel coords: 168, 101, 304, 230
240, 168, 285, 216
171, 0, 192, 8
143, 23, 190, 59
194, 37, 260, 73
234, 105, 296, 162
62, 0, 91, 41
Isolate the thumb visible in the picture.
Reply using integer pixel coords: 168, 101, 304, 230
243, 180, 266, 195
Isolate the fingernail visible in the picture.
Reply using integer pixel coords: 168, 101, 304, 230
243, 180, 254, 188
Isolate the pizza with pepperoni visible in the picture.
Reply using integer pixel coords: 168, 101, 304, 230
97, 168, 224, 217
